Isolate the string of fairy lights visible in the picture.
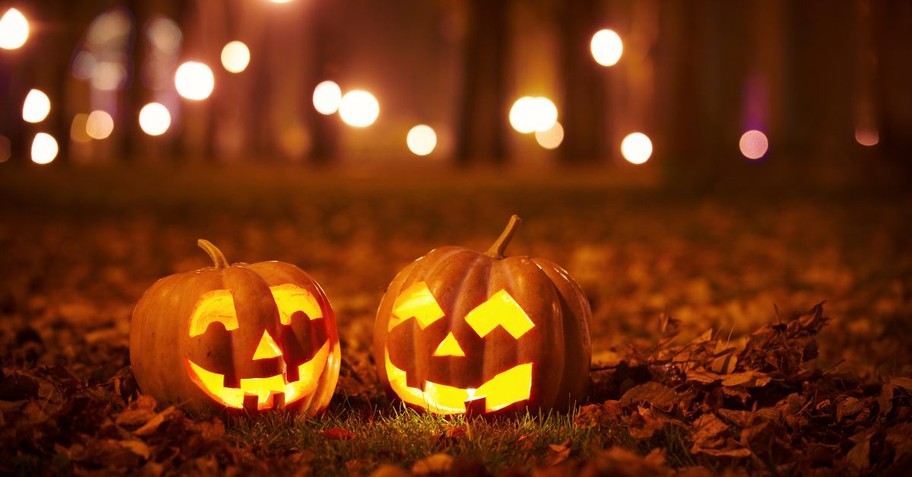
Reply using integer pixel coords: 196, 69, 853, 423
0, 4, 882, 166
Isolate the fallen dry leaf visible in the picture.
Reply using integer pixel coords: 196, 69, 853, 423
411, 453, 454, 474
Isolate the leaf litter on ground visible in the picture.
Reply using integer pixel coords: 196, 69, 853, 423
1, 302, 910, 475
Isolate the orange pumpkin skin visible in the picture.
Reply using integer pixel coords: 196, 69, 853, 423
130, 240, 340, 415
374, 216, 591, 415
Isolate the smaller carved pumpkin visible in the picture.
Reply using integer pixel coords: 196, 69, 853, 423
374, 215, 592, 415
130, 240, 340, 415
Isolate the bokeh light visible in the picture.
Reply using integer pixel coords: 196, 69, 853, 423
739, 129, 769, 160
313, 80, 342, 115
22, 89, 51, 123
591, 29, 623, 67
407, 125, 437, 156
509, 96, 558, 134
92, 62, 127, 91
221, 41, 250, 73
0, 8, 29, 50
146, 16, 182, 54
86, 110, 115, 140
31, 133, 58, 165
139, 102, 171, 136
534, 121, 564, 150
175, 61, 214, 100
621, 132, 653, 164
855, 126, 879, 147
339, 90, 379, 127
0, 135, 10, 163
70, 114, 91, 143
86, 8, 131, 48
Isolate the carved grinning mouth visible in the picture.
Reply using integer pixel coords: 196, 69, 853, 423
185, 284, 331, 410
385, 282, 538, 414
186, 341, 330, 410
385, 349, 532, 415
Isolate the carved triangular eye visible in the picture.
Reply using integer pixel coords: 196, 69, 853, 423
389, 281, 446, 330
253, 330, 283, 360
433, 332, 465, 357
465, 289, 535, 339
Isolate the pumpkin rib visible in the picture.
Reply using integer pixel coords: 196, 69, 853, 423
532, 258, 592, 407
494, 258, 566, 407
443, 251, 491, 388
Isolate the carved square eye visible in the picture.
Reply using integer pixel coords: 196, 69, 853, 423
189, 290, 239, 337
465, 289, 535, 339
270, 284, 323, 324
389, 281, 446, 330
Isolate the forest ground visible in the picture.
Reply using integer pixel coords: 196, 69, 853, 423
1, 162, 910, 475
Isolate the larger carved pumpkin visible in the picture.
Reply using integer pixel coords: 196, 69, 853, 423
130, 240, 340, 415
374, 215, 591, 415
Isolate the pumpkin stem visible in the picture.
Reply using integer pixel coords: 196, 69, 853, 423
485, 215, 522, 258
198, 239, 229, 269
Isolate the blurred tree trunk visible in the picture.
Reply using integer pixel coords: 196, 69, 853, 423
123, 0, 187, 163
658, 0, 746, 188
0, 53, 27, 163
302, 0, 339, 165
872, 0, 912, 176
558, 0, 607, 164
454, 0, 510, 165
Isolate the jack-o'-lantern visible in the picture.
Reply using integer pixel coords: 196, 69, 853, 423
130, 240, 340, 415
374, 216, 591, 415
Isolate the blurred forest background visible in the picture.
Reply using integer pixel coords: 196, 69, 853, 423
2, 0, 911, 185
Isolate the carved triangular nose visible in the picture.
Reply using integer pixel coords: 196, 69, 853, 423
253, 330, 283, 360
433, 332, 465, 357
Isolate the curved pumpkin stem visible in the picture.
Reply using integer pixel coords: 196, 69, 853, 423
485, 215, 522, 259
198, 239, 229, 269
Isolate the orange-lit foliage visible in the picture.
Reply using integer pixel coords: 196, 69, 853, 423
130, 240, 340, 415
374, 215, 592, 415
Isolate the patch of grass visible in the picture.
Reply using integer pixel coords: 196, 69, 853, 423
226, 404, 623, 475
